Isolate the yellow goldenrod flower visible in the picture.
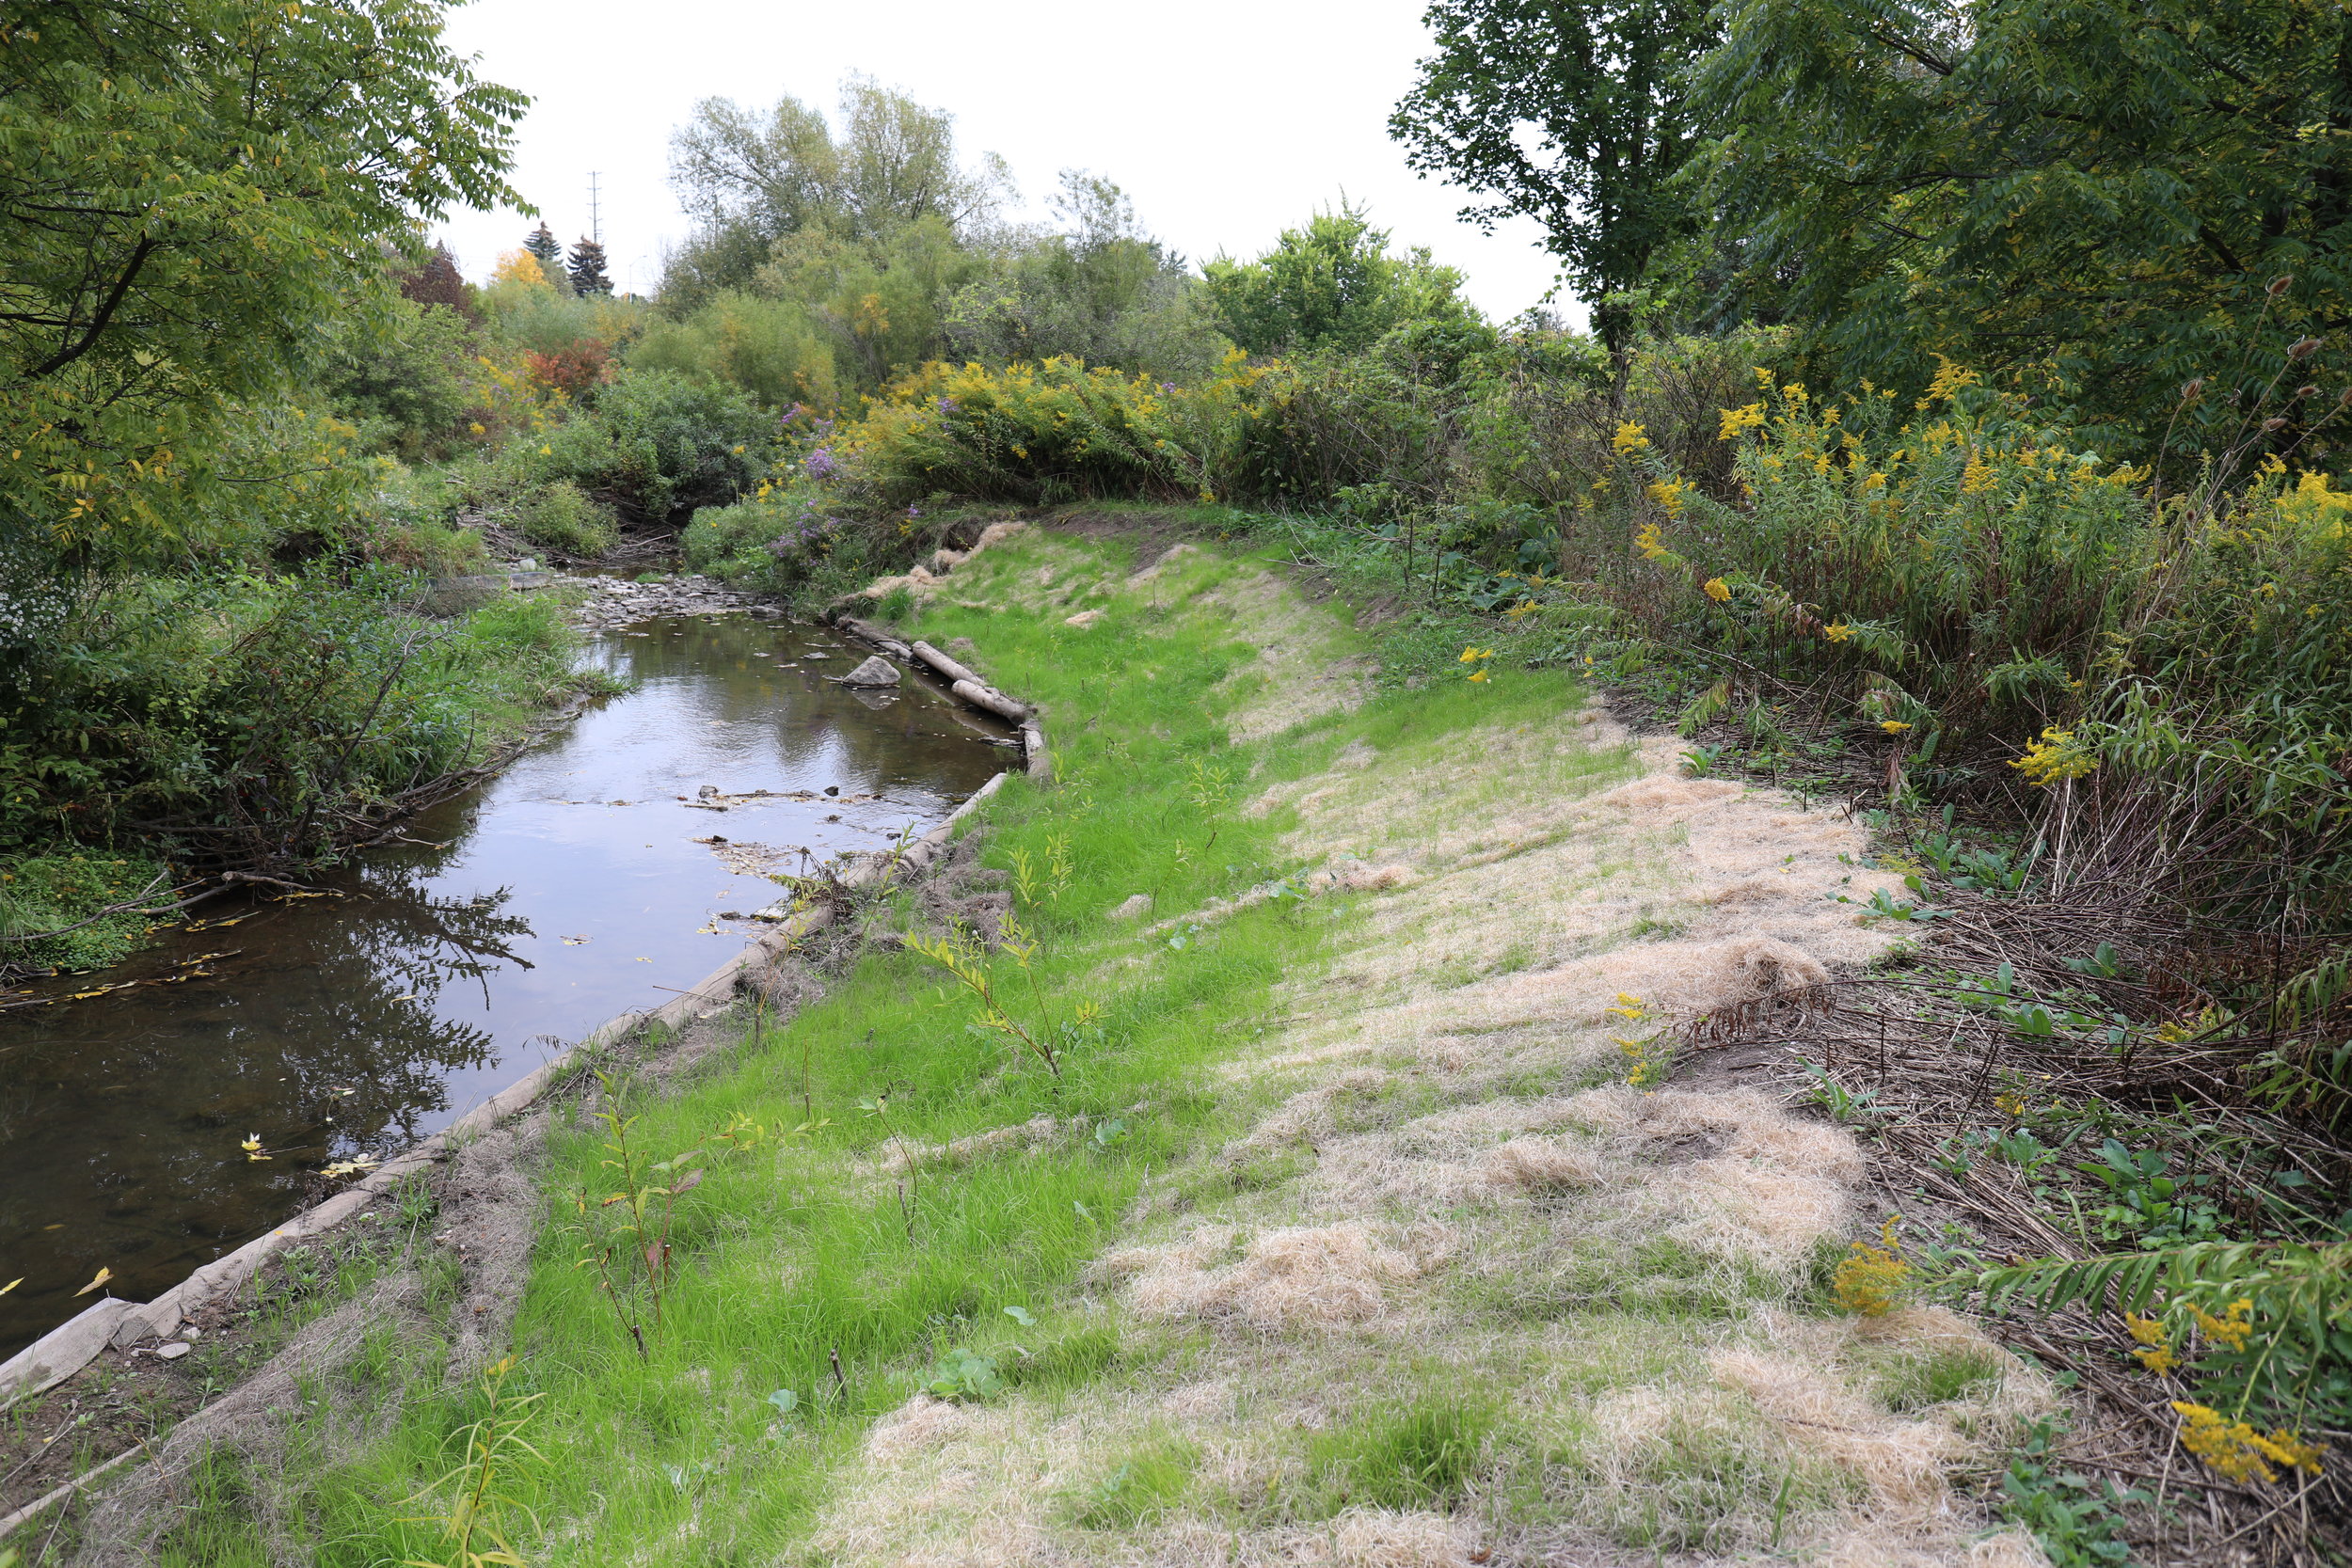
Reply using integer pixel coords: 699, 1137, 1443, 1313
1458, 646, 1493, 664
1612, 420, 1650, 455
1919, 355, 1980, 408
2123, 1312, 2180, 1375
1825, 622, 1854, 642
1633, 522, 1670, 561
1880, 720, 1912, 734
1718, 403, 1766, 441
2189, 1298, 2254, 1353
2012, 726, 2097, 786
1832, 1218, 1907, 1316
1703, 578, 1731, 602
2172, 1402, 2325, 1482
1648, 478, 1690, 515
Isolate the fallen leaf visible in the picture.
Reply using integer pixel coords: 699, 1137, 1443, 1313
73, 1266, 113, 1296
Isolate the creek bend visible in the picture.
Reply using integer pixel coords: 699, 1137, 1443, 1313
0, 604, 1009, 1359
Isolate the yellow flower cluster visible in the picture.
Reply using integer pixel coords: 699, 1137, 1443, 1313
1648, 477, 1691, 516
2189, 1297, 2255, 1352
2011, 726, 2098, 786
1831, 1217, 1908, 1317
2124, 1311, 2180, 1376
2172, 1402, 2325, 1483
1612, 420, 1651, 455
1719, 403, 1767, 441
1634, 521, 1671, 561
1703, 578, 1731, 603
1459, 645, 1494, 683
1919, 355, 1980, 408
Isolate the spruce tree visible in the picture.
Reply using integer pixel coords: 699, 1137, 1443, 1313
567, 237, 612, 296
522, 222, 563, 272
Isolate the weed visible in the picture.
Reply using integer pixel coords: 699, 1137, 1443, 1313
1998, 1419, 2142, 1567
1879, 1345, 2006, 1412
398, 1355, 544, 1568
1832, 1217, 1910, 1317
1073, 1441, 1197, 1528
905, 914, 1097, 1079
1306, 1396, 1492, 1513
923, 1347, 1003, 1401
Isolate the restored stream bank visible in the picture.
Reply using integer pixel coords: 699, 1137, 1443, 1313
0, 590, 1009, 1360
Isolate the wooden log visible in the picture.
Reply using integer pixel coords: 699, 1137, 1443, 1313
951, 678, 1028, 723
1022, 721, 1053, 784
834, 616, 912, 658
910, 640, 984, 688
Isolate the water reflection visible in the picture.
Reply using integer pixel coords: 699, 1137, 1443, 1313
0, 612, 1006, 1356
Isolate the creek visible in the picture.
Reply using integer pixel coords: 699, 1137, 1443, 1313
0, 604, 1008, 1358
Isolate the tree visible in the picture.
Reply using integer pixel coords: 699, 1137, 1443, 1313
1689, 0, 2352, 455
0, 0, 526, 559
661, 75, 1009, 309
1203, 206, 1478, 356
569, 238, 613, 297
398, 242, 475, 317
523, 222, 564, 275
1391, 0, 1719, 354
491, 249, 554, 289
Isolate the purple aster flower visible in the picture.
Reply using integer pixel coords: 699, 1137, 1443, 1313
803, 448, 838, 481
936, 396, 959, 415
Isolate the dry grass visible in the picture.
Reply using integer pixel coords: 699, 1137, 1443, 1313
798, 528, 2047, 1567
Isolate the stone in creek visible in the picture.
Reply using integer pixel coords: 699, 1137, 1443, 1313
841, 656, 900, 688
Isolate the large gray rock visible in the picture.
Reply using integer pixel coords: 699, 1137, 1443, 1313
841, 656, 901, 688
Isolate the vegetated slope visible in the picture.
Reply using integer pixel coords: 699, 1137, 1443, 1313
71, 528, 2049, 1566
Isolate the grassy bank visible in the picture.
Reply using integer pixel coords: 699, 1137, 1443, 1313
40, 521, 2132, 1568
0, 579, 600, 981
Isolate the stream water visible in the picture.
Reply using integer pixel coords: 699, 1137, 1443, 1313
0, 606, 1009, 1359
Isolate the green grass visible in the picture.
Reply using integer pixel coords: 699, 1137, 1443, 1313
119, 529, 1604, 1565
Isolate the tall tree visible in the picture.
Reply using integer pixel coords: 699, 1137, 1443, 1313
0, 0, 526, 557
568, 237, 612, 296
522, 221, 564, 274
661, 75, 1009, 309
1690, 0, 2352, 454
1391, 0, 1719, 354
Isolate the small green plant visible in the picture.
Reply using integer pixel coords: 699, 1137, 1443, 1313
1073, 1442, 1197, 1528
905, 915, 1097, 1079
1308, 1397, 1492, 1511
400, 1355, 544, 1568
1997, 1418, 2142, 1567
1185, 754, 1232, 808
1802, 1062, 1879, 1124
924, 1346, 1003, 1401
564, 1075, 725, 1358
860, 1086, 921, 1240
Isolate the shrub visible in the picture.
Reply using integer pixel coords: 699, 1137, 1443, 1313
832, 354, 1276, 506
514, 481, 617, 556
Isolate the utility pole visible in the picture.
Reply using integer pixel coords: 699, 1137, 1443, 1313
587, 171, 602, 245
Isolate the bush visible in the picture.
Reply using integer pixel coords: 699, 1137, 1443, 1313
630, 292, 843, 411
515, 481, 617, 556
832, 354, 1275, 507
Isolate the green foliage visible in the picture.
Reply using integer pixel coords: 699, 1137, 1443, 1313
1391, 0, 1719, 349
325, 296, 480, 461
662, 75, 1009, 311
946, 172, 1232, 382
1981, 1239, 2352, 1448
1073, 1442, 1196, 1528
510, 368, 772, 523
630, 291, 845, 411
512, 481, 617, 557
0, 573, 578, 867
0, 0, 524, 561
0, 849, 171, 974
1689, 0, 2352, 453
1203, 205, 1481, 357
1305, 1396, 1493, 1512
1998, 1420, 2143, 1567
922, 1346, 1004, 1401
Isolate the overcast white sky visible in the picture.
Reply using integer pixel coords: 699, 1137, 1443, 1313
432, 0, 1581, 327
